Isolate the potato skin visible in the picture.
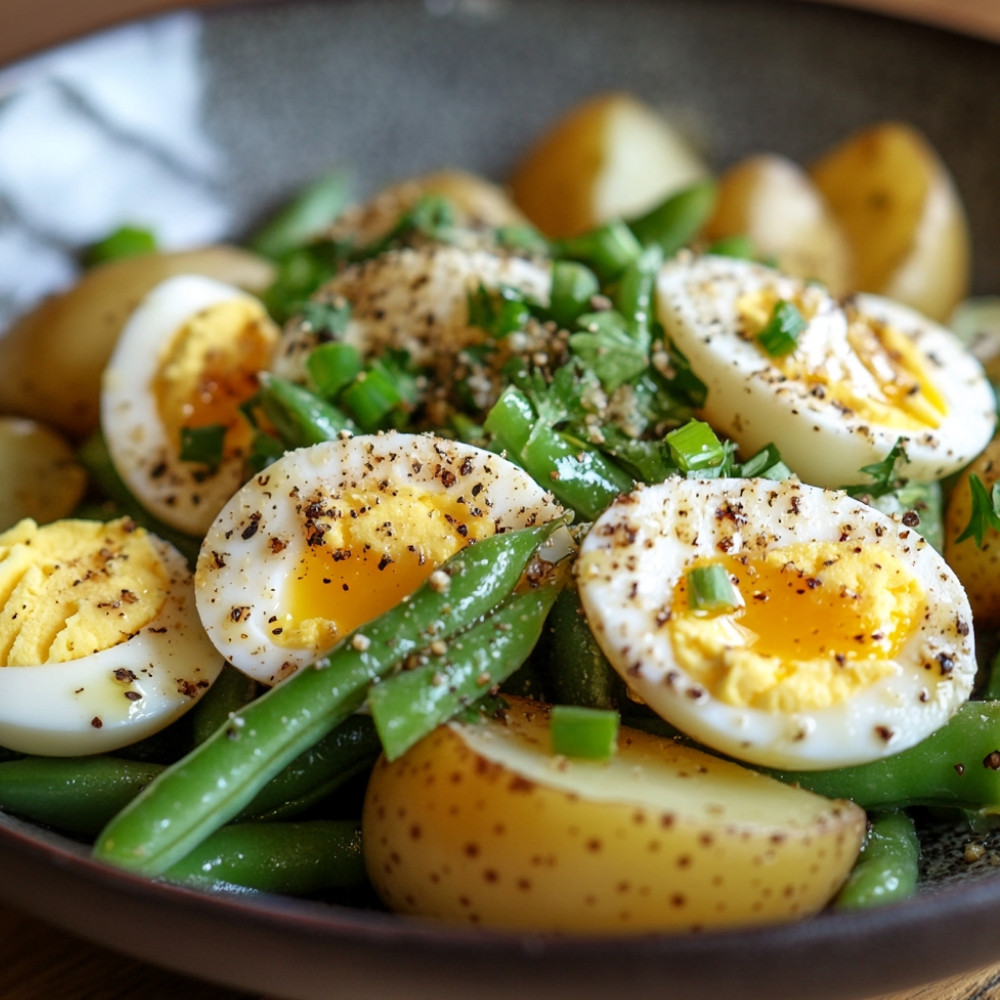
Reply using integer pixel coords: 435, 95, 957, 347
363, 696, 865, 933
810, 121, 969, 321
945, 436, 1000, 628
0, 245, 274, 439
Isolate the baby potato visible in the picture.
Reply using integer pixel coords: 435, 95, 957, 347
330, 169, 528, 245
363, 696, 866, 933
810, 121, 970, 321
0, 417, 87, 530
945, 436, 1000, 628
509, 92, 709, 238
0, 245, 275, 440
703, 153, 853, 296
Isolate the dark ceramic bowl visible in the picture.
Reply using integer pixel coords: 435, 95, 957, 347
1, 2, 999, 998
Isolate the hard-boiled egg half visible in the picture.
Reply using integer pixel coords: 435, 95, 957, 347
577, 477, 976, 770
655, 254, 995, 488
195, 432, 569, 686
0, 516, 223, 755
101, 273, 281, 537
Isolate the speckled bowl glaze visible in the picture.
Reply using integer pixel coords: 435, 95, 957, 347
1, 2, 1000, 998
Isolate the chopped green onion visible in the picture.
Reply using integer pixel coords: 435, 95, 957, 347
306, 342, 363, 399
495, 223, 551, 255
686, 564, 741, 614
549, 261, 600, 328
178, 424, 226, 469
340, 366, 404, 431
83, 225, 157, 266
553, 220, 642, 283
665, 419, 725, 472
550, 705, 619, 760
626, 179, 717, 256
248, 169, 352, 260
735, 442, 791, 481
467, 283, 532, 338
757, 300, 806, 357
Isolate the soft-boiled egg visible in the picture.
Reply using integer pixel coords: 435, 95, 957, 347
0, 516, 223, 755
101, 273, 280, 537
576, 477, 976, 770
655, 254, 995, 488
194, 432, 568, 685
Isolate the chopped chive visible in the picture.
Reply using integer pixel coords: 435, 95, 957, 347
549, 260, 600, 328
550, 705, 619, 760
340, 366, 404, 430
467, 283, 532, 338
178, 424, 227, 469
83, 225, 158, 266
665, 419, 725, 472
757, 300, 806, 357
306, 342, 363, 399
735, 442, 791, 481
686, 564, 741, 614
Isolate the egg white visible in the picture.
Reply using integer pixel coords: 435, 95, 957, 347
576, 477, 976, 770
101, 273, 278, 537
195, 431, 569, 685
655, 254, 996, 487
0, 534, 223, 756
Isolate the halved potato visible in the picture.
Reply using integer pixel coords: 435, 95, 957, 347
703, 153, 853, 296
0, 245, 275, 440
330, 169, 528, 245
944, 436, 1000, 628
363, 695, 866, 933
509, 92, 709, 238
0, 417, 87, 530
809, 121, 970, 321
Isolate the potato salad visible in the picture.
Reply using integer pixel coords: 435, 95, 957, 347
0, 92, 997, 934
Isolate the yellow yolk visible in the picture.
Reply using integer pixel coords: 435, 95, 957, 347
152, 298, 278, 458
0, 518, 168, 666
275, 488, 496, 651
668, 541, 925, 713
737, 288, 946, 431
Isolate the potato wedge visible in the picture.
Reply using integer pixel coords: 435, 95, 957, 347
509, 92, 709, 238
330, 169, 528, 246
810, 122, 970, 321
0, 245, 275, 440
363, 696, 866, 933
0, 417, 87, 530
703, 153, 853, 295
944, 436, 1000, 628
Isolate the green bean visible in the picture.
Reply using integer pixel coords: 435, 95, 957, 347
484, 387, 633, 520
552, 220, 642, 283
238, 714, 381, 821
834, 811, 920, 910
369, 580, 562, 761
255, 372, 356, 447
0, 714, 380, 837
544, 586, 628, 710
768, 700, 1000, 812
189, 663, 259, 747
626, 179, 717, 256
93, 520, 563, 876
161, 819, 365, 895
0, 756, 163, 838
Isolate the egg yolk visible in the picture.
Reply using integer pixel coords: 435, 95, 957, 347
738, 287, 946, 431
0, 517, 168, 666
152, 298, 278, 458
668, 541, 925, 712
274, 487, 495, 652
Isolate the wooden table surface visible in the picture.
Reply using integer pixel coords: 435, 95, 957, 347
1, 0, 1000, 997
